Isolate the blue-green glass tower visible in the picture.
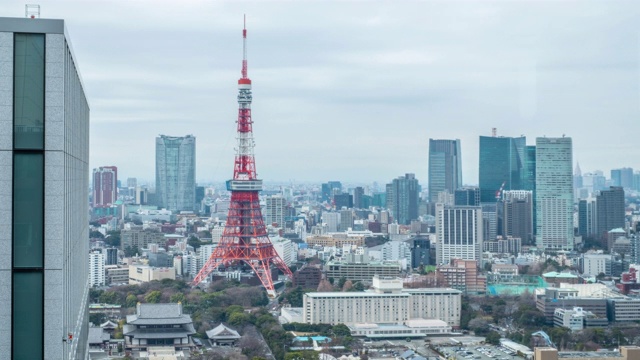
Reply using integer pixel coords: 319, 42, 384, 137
478, 135, 527, 203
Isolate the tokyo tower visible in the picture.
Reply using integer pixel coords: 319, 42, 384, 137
192, 18, 293, 297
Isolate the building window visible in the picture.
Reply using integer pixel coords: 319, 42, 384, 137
12, 152, 44, 267
12, 272, 43, 359
13, 33, 45, 149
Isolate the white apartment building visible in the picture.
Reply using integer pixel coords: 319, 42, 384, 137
265, 195, 286, 226
582, 254, 611, 277
272, 236, 296, 266
323, 212, 341, 232
89, 251, 106, 287
381, 241, 412, 270
436, 204, 483, 265
302, 275, 461, 327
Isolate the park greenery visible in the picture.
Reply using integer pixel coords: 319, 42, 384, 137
91, 278, 357, 360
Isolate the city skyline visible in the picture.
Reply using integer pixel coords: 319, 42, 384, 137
5, 1, 640, 183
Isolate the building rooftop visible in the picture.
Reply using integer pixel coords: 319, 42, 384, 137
543, 272, 579, 278
126, 303, 193, 325
558, 351, 623, 358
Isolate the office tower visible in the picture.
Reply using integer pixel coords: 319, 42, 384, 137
523, 145, 536, 192
340, 209, 354, 231
386, 173, 421, 225
611, 168, 634, 189
573, 162, 583, 190
634, 172, 640, 192
410, 237, 431, 269
479, 135, 526, 203
583, 172, 607, 194
536, 137, 574, 250
126, 177, 137, 188
482, 203, 498, 241
334, 193, 353, 209
155, 135, 196, 212
435, 204, 483, 265
353, 186, 364, 209
501, 190, 534, 244
265, 195, 286, 226
595, 187, 625, 240
103, 247, 118, 266
372, 192, 386, 207
89, 251, 105, 287
321, 181, 342, 202
323, 212, 341, 232
92, 166, 117, 207
578, 198, 597, 237
428, 139, 462, 202
195, 185, 205, 210
0, 18, 90, 359
454, 187, 480, 206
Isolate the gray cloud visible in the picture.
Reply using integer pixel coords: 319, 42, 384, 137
3, 0, 639, 185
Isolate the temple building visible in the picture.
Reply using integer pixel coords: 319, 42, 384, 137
123, 303, 196, 351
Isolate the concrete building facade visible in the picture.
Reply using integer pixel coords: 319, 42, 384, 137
0, 17, 91, 359
302, 276, 461, 327
155, 135, 196, 212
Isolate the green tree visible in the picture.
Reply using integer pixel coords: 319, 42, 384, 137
188, 235, 202, 250
337, 277, 347, 289
285, 351, 319, 360
99, 291, 119, 304
90, 230, 105, 239
228, 312, 252, 326
170, 293, 186, 303
225, 305, 245, 319
124, 245, 139, 257
105, 231, 121, 247
145, 290, 162, 303
485, 331, 501, 345
89, 313, 107, 326
332, 324, 351, 337
125, 294, 138, 308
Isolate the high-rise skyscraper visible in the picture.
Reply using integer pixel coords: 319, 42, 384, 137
536, 137, 574, 250
386, 173, 420, 225
0, 17, 90, 358
92, 166, 118, 207
353, 186, 365, 209
595, 186, 625, 240
578, 198, 597, 237
265, 195, 286, 226
454, 187, 481, 206
321, 181, 342, 202
435, 204, 483, 265
428, 139, 462, 202
155, 135, 196, 212
501, 190, 534, 244
611, 168, 634, 189
479, 135, 526, 203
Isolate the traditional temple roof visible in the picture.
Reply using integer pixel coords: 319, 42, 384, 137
126, 303, 193, 326
206, 323, 241, 340
88, 327, 111, 344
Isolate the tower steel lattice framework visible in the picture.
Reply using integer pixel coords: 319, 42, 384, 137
192, 18, 293, 296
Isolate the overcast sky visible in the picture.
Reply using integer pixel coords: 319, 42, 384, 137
3, 0, 640, 186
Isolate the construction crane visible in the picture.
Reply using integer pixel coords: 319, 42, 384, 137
495, 181, 506, 201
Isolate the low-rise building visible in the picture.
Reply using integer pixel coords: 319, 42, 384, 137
607, 299, 640, 322
105, 265, 129, 286
301, 275, 461, 327
553, 307, 607, 331
294, 265, 322, 289
128, 264, 176, 285
325, 260, 403, 282
536, 288, 608, 324
123, 303, 196, 351
542, 271, 580, 286
437, 259, 486, 295
534, 346, 640, 360
305, 235, 365, 248
348, 319, 451, 339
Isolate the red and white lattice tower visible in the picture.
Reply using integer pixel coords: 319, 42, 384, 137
192, 17, 293, 297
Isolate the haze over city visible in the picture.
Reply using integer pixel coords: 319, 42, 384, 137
3, 0, 639, 184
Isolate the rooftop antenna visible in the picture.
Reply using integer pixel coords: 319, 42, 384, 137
242, 14, 248, 79
25, 4, 40, 19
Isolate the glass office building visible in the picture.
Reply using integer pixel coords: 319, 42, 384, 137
156, 135, 196, 212
428, 139, 462, 202
0, 17, 90, 359
478, 136, 526, 203
536, 137, 574, 250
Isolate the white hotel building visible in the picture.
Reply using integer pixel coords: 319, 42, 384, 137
302, 275, 461, 328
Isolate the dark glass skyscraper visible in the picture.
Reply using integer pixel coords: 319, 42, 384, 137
428, 139, 462, 202
479, 136, 526, 203
386, 173, 420, 225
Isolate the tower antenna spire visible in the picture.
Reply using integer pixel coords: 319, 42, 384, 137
242, 14, 248, 79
